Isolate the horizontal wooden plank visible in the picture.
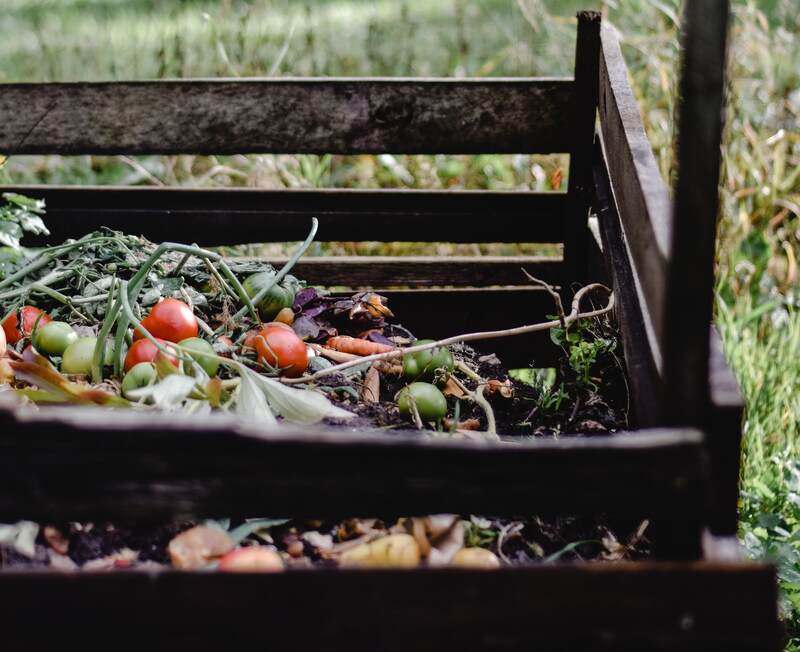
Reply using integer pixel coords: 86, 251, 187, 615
0, 394, 706, 532
379, 288, 561, 367
0, 563, 780, 650
599, 25, 672, 357
1, 186, 567, 245
0, 78, 573, 155
259, 255, 561, 288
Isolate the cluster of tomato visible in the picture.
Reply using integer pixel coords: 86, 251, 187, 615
0, 295, 312, 395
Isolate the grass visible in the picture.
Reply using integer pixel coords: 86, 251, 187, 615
0, 0, 799, 644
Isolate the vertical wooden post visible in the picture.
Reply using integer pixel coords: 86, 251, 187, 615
664, 2, 733, 534
663, 1, 730, 426
563, 11, 601, 291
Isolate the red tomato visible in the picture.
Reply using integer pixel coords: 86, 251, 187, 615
2, 306, 51, 345
254, 325, 308, 377
124, 338, 179, 372
133, 299, 197, 343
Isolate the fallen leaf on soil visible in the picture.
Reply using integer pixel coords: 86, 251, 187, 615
168, 525, 234, 569
443, 418, 481, 431
442, 377, 466, 398
361, 363, 380, 403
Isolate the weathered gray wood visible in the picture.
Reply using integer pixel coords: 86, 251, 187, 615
707, 327, 743, 535
592, 146, 662, 426
0, 394, 706, 538
0, 563, 781, 651
259, 255, 560, 288
563, 11, 601, 287
1, 186, 567, 245
598, 25, 672, 362
663, 1, 731, 427
0, 78, 573, 155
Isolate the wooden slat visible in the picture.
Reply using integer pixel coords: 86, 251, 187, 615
707, 328, 743, 535
1, 186, 567, 245
0, 563, 780, 651
0, 395, 706, 530
259, 256, 561, 288
663, 1, 730, 426
598, 25, 672, 359
379, 288, 561, 368
592, 146, 662, 426
0, 78, 573, 155
563, 11, 602, 287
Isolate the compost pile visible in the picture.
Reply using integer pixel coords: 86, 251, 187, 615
0, 194, 634, 572
0, 516, 651, 572
0, 199, 625, 437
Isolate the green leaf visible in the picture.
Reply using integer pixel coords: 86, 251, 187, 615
235, 369, 278, 426
228, 518, 290, 545
126, 374, 197, 409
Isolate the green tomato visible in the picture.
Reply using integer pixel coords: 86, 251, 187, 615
61, 337, 99, 375
34, 321, 78, 356
243, 271, 296, 320
397, 382, 448, 423
121, 362, 157, 398
178, 337, 219, 377
402, 340, 455, 384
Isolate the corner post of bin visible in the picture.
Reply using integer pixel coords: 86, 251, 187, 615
562, 10, 601, 293
663, 2, 736, 531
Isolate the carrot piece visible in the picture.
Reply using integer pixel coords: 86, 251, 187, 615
325, 335, 395, 356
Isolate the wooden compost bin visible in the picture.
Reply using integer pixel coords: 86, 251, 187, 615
0, 6, 782, 651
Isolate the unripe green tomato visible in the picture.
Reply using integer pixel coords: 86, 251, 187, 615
397, 382, 448, 423
402, 340, 455, 384
242, 272, 295, 320
61, 337, 100, 375
178, 337, 219, 377
34, 321, 78, 356
121, 362, 157, 398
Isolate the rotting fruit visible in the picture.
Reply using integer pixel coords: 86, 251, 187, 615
217, 546, 284, 572
34, 321, 78, 356
133, 298, 198, 343
124, 337, 179, 372
339, 534, 421, 568
402, 339, 454, 384
243, 271, 296, 321
450, 547, 501, 569
61, 337, 101, 375
2, 305, 51, 345
254, 325, 308, 378
121, 362, 157, 398
178, 337, 219, 377
397, 382, 448, 423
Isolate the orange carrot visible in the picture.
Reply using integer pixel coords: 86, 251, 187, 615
326, 335, 395, 356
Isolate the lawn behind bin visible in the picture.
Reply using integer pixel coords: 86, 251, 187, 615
1, 0, 799, 646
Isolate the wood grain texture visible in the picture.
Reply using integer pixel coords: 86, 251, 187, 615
663, 1, 730, 427
0, 78, 573, 155
707, 327, 743, 535
592, 146, 662, 427
563, 11, 601, 287
379, 287, 561, 367
261, 255, 561, 288
0, 396, 706, 533
598, 25, 672, 358
1, 186, 567, 245
0, 563, 780, 651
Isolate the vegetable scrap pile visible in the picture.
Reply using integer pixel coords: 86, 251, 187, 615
0, 516, 651, 572
0, 193, 625, 437
0, 196, 635, 573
